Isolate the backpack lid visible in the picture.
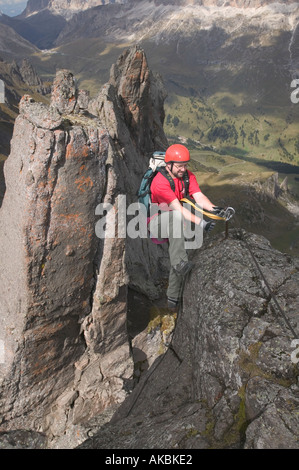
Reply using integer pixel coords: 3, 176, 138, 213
149, 151, 166, 172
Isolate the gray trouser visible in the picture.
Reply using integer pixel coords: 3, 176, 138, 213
148, 210, 187, 300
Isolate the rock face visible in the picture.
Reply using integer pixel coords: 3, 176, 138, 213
19, 58, 50, 95
0, 46, 169, 446
1, 44, 298, 450
22, 0, 126, 19
54, 0, 299, 47
79, 231, 299, 449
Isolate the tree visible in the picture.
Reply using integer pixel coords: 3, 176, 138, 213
172, 116, 180, 127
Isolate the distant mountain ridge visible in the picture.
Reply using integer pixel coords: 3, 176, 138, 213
0, 22, 39, 56
2, 0, 299, 194
20, 0, 128, 19
19, 0, 299, 20
53, 0, 299, 46
1, 0, 299, 51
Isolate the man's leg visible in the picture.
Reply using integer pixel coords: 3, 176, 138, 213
148, 210, 187, 263
167, 267, 184, 307
148, 210, 193, 307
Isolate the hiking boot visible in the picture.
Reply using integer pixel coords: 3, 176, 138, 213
173, 260, 194, 276
167, 297, 179, 311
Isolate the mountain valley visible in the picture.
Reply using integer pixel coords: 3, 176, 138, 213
1, 0, 299, 254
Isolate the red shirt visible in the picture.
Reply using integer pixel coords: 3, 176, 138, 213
150, 169, 201, 207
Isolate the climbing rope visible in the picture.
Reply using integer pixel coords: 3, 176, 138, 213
180, 197, 235, 221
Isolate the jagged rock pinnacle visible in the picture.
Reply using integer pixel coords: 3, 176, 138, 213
0, 46, 169, 446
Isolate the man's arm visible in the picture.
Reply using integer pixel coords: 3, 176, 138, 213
192, 191, 215, 212
169, 198, 202, 225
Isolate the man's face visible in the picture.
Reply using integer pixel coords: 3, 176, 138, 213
169, 162, 188, 178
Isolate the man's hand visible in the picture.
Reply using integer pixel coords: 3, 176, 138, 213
212, 206, 225, 216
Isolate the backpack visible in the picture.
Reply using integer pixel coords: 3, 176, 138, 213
137, 151, 190, 215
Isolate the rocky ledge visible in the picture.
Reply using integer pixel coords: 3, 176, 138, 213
79, 230, 299, 449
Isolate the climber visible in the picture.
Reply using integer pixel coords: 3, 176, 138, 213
147, 143, 223, 310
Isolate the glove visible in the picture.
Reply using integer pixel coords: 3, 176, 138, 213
212, 206, 225, 216
202, 220, 216, 233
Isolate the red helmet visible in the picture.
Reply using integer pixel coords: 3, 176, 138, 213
165, 144, 190, 163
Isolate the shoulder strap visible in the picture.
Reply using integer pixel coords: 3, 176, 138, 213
183, 171, 190, 196
157, 167, 190, 195
157, 167, 175, 192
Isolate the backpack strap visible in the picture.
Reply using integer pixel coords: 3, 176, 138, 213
182, 171, 189, 196
157, 167, 175, 192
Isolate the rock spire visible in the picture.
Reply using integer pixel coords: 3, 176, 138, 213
0, 46, 169, 445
